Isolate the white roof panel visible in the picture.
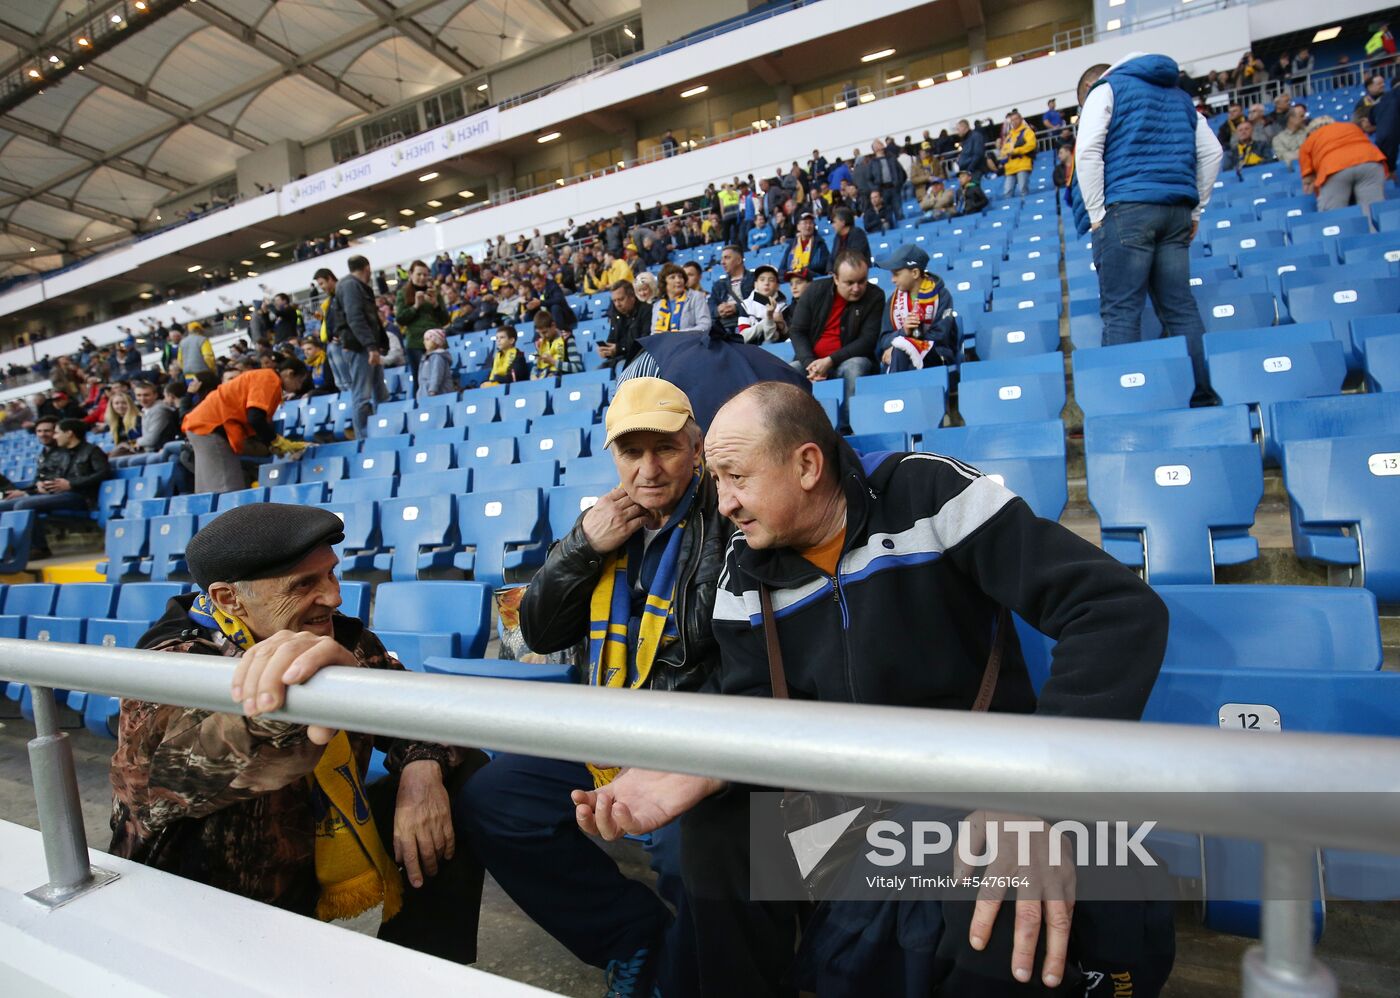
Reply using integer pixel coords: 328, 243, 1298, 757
235, 76, 360, 142
341, 37, 461, 105
148, 25, 282, 108
61, 88, 173, 154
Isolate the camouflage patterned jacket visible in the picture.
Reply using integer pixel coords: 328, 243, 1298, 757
109, 594, 461, 913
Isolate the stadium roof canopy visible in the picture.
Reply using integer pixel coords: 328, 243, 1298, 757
0, 0, 629, 276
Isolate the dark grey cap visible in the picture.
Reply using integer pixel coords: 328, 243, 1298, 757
186, 503, 344, 591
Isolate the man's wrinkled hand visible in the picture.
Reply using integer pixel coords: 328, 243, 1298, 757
571, 769, 724, 841
955, 810, 1076, 989
580, 485, 648, 553
806, 357, 834, 381
230, 631, 354, 744
394, 760, 453, 888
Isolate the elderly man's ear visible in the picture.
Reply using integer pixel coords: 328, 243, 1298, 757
208, 581, 247, 619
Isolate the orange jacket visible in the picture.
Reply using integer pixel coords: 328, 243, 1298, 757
182, 369, 283, 454
1298, 122, 1389, 189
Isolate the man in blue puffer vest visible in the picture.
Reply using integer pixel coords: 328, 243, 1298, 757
1070, 53, 1223, 404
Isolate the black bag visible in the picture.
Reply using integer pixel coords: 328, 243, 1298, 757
759, 583, 1009, 901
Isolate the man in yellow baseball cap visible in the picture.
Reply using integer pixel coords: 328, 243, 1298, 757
458, 376, 727, 995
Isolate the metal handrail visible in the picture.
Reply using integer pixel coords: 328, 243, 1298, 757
4, 638, 1393, 995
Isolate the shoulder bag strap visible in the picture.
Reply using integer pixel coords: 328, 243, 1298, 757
972, 606, 1012, 713
758, 583, 790, 700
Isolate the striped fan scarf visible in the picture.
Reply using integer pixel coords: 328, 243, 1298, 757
585, 472, 699, 787
188, 593, 402, 923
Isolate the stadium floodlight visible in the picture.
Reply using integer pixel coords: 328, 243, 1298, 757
240, 259, 253, 266
259, 240, 275, 249
266, 251, 280, 258
1106, 18, 1122, 29
110, 13, 122, 23
399, 208, 415, 216
347, 211, 366, 220
425, 217, 438, 224
457, 191, 473, 199
623, 26, 635, 39
48, 55, 60, 64
680, 85, 708, 98
338, 228, 352, 235
371, 217, 387, 224
186, 265, 201, 273
427, 199, 442, 207
861, 48, 895, 63
858, 93, 875, 104
946, 69, 964, 81
537, 132, 561, 143
886, 75, 905, 84
418, 172, 438, 182
77, 36, 91, 47
477, 83, 488, 91
27, 69, 40, 79
1312, 26, 1341, 42
917, 78, 934, 88
996, 57, 1013, 68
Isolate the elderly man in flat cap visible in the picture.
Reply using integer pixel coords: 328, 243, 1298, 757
109, 504, 487, 964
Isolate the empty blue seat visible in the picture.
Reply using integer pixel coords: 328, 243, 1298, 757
128, 464, 174, 502
1350, 314, 1400, 393
957, 354, 1065, 425
920, 420, 1067, 520
1287, 211, 1370, 250
500, 388, 551, 421
1086, 443, 1263, 582
122, 498, 168, 520
471, 421, 524, 443
520, 429, 587, 464
348, 451, 398, 479
308, 440, 360, 460
362, 433, 413, 455
455, 395, 500, 425
168, 493, 215, 516
330, 477, 396, 506
424, 657, 578, 684
406, 406, 453, 433
1267, 393, 1400, 453
366, 411, 408, 437
401, 443, 457, 474
0, 583, 58, 638
1203, 324, 1347, 463
372, 581, 493, 669
989, 287, 1060, 314
550, 382, 608, 416
216, 487, 268, 511
316, 501, 380, 574
144, 514, 198, 581
848, 387, 945, 439
1073, 337, 1195, 418
975, 318, 1060, 361
336, 580, 370, 625
84, 582, 189, 648
1143, 668, 1400, 735
301, 456, 349, 484
25, 583, 119, 643
547, 485, 603, 542
374, 494, 458, 580
96, 480, 127, 524
396, 468, 472, 499
455, 439, 518, 470
103, 517, 150, 582
454, 489, 549, 590
486, 461, 559, 491
1195, 289, 1278, 332
1338, 230, 1400, 267
268, 481, 329, 505
260, 462, 299, 488
0, 510, 33, 574
565, 456, 619, 488
1286, 276, 1400, 372
1281, 432, 1400, 603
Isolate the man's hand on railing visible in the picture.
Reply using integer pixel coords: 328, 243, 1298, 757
230, 631, 354, 744
572, 768, 725, 840
955, 810, 1077, 989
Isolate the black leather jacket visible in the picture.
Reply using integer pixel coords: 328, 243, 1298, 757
520, 476, 729, 692
36, 442, 110, 504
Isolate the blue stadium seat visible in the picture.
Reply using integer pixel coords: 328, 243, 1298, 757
489, 460, 560, 491
471, 421, 525, 442
989, 287, 1060, 314
455, 439, 518, 470
362, 433, 413, 455
1142, 668, 1400, 734
301, 456, 349, 484
366, 411, 408, 437
1286, 276, 1400, 372
920, 420, 1067, 520
1349, 314, 1400, 393
1338, 231, 1400, 267
455, 395, 500, 425
413, 426, 469, 448
550, 382, 608, 416
520, 428, 587, 463
335, 580, 370, 625
406, 406, 453, 433
1073, 337, 1195, 418
976, 318, 1060, 361
1086, 443, 1263, 582
103, 517, 150, 582
1203, 324, 1347, 463
547, 485, 603, 542
330, 476, 396, 506
500, 387, 552, 421
957, 354, 1065, 425
24, 583, 119, 644
1195, 288, 1278, 332
0, 583, 58, 638
454, 489, 549, 590
0, 510, 34, 574
260, 461, 299, 488
1281, 432, 1400, 603
564, 456, 619, 487
1374, 200, 1400, 232
96, 480, 127, 525
268, 482, 329, 505
348, 451, 398, 479
122, 498, 167, 520
424, 657, 578, 684
372, 581, 493, 669
1287, 211, 1370, 251
1267, 393, 1400, 453
316, 500, 380, 574
400, 443, 457, 474
396, 468, 472, 499
374, 494, 458, 580
168, 493, 215, 516
128, 463, 174, 502
83, 582, 187, 649
216, 487, 269, 511
144, 514, 197, 582
848, 387, 945, 439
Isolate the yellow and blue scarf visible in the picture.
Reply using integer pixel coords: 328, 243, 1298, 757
585, 473, 699, 786
188, 594, 402, 923
654, 296, 682, 333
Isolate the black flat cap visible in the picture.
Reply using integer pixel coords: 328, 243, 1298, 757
186, 503, 345, 591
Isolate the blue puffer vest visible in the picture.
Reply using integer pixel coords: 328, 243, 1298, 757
1071, 54, 1200, 236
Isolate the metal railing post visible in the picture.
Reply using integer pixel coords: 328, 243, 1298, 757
23, 684, 119, 908
1241, 843, 1336, 998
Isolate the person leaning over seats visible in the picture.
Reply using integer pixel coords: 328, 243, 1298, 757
181, 359, 310, 494
109, 504, 489, 963
457, 378, 728, 998
572, 383, 1175, 998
